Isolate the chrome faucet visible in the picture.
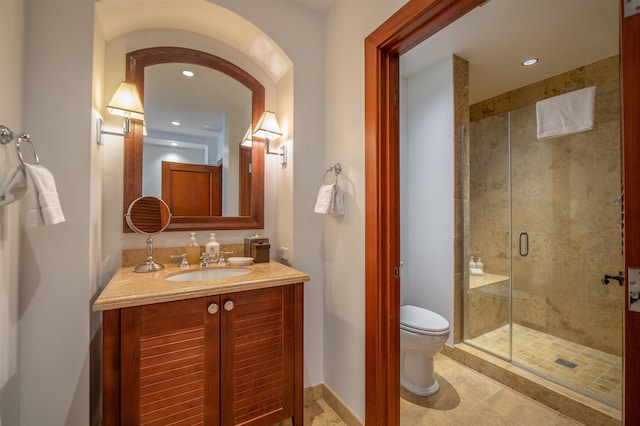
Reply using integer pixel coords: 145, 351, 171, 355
171, 253, 189, 268
217, 251, 234, 265
199, 252, 212, 267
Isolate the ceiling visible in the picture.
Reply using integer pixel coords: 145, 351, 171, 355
96, 1, 292, 82
400, 0, 619, 104
136, 0, 619, 146
286, 0, 336, 13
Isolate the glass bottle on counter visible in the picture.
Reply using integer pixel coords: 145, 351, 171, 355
185, 232, 200, 265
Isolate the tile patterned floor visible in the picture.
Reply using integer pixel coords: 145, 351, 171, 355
289, 354, 587, 425
400, 354, 585, 425
466, 323, 622, 407
274, 397, 346, 426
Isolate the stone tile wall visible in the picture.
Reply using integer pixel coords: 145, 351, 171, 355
465, 56, 623, 356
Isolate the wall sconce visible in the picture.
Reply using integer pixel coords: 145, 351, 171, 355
241, 125, 253, 147
252, 111, 287, 164
96, 81, 145, 145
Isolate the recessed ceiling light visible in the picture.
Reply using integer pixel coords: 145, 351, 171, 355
171, 142, 178, 147
171, 121, 181, 127
522, 58, 539, 67
182, 70, 194, 77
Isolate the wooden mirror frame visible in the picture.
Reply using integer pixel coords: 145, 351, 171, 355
123, 46, 265, 232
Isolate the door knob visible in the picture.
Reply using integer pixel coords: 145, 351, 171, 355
224, 300, 235, 311
207, 303, 219, 314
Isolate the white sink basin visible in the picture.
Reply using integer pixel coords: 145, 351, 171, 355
165, 268, 251, 282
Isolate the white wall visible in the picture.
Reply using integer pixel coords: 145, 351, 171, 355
324, 1, 407, 420
91, 12, 107, 426
0, 0, 24, 424
400, 59, 455, 345
19, 0, 98, 424
210, 0, 328, 389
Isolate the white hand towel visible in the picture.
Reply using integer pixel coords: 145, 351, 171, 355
314, 184, 335, 214
536, 86, 596, 139
24, 163, 66, 227
0, 165, 27, 205
314, 183, 345, 216
331, 184, 344, 217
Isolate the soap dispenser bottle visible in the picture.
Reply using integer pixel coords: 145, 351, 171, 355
476, 257, 484, 272
206, 233, 220, 259
185, 232, 200, 265
469, 256, 476, 270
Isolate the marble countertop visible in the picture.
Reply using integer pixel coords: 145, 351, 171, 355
93, 261, 310, 311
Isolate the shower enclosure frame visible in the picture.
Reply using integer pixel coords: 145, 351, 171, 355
462, 99, 624, 407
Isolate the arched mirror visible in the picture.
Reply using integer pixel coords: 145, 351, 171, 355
125, 196, 172, 272
123, 47, 265, 232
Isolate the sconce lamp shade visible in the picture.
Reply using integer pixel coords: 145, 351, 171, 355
252, 111, 282, 140
251, 111, 287, 164
96, 81, 145, 145
107, 82, 144, 120
241, 125, 253, 147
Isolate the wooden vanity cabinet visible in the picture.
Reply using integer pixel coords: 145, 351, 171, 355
102, 284, 304, 426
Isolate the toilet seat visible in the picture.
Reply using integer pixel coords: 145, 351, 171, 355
400, 305, 450, 334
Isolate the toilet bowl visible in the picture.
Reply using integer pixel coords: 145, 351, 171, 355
400, 304, 450, 396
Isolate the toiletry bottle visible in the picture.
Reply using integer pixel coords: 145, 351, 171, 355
469, 256, 476, 270
476, 257, 484, 272
185, 232, 200, 265
206, 233, 220, 259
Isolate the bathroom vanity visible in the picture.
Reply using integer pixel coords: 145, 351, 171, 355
93, 261, 309, 426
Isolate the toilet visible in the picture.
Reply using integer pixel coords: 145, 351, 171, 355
400, 304, 451, 396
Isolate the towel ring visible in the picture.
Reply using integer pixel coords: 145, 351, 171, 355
16, 134, 40, 167
322, 163, 342, 184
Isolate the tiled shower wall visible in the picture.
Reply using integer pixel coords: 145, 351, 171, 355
467, 55, 623, 356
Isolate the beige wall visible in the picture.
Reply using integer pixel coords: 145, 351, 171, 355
466, 56, 623, 355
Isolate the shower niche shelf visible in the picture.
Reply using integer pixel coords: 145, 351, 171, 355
469, 272, 509, 289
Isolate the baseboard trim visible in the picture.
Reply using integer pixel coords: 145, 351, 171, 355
305, 383, 363, 426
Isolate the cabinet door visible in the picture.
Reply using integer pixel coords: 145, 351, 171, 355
220, 286, 295, 426
120, 296, 220, 425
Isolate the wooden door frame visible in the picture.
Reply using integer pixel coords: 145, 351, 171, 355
364, 0, 640, 424
621, 5, 640, 424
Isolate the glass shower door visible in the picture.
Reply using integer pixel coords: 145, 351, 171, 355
463, 112, 512, 360
464, 83, 623, 406
510, 102, 623, 407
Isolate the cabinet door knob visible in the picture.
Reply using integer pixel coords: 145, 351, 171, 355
207, 303, 219, 314
224, 300, 234, 311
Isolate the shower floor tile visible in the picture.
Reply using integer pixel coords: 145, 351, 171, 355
466, 324, 621, 407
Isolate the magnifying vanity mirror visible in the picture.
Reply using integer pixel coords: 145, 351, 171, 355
122, 47, 266, 232
125, 196, 172, 272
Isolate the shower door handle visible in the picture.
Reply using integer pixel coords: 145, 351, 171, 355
518, 231, 529, 257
